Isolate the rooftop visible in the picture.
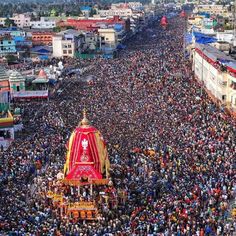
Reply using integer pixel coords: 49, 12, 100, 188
196, 43, 236, 71
0, 66, 9, 81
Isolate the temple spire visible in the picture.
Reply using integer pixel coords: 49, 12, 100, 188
80, 108, 89, 126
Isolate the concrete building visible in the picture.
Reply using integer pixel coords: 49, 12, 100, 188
0, 66, 13, 150
59, 16, 130, 32
0, 36, 17, 56
32, 32, 54, 46
30, 17, 56, 29
98, 28, 118, 47
194, 5, 232, 18
10, 69, 49, 100
52, 29, 83, 58
216, 31, 234, 45
188, 15, 204, 27
12, 14, 31, 28
98, 8, 133, 18
193, 43, 236, 110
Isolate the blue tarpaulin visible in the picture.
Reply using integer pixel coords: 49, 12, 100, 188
185, 33, 193, 45
198, 12, 210, 18
39, 55, 49, 60
81, 6, 92, 11
193, 32, 217, 44
114, 24, 123, 31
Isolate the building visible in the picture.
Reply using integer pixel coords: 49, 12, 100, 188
9, 70, 25, 93
193, 43, 236, 111
216, 31, 234, 45
98, 28, 118, 47
52, 29, 84, 58
0, 66, 10, 112
188, 15, 204, 27
10, 69, 49, 100
98, 8, 133, 18
111, 2, 143, 10
0, 18, 6, 27
194, 5, 232, 18
59, 16, 130, 32
11, 14, 31, 28
30, 17, 56, 29
32, 32, 54, 46
0, 36, 17, 56
0, 66, 13, 149
211, 41, 231, 55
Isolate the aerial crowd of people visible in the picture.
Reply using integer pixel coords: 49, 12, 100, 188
0, 15, 235, 236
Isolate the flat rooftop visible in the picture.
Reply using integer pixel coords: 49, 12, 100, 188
196, 43, 236, 70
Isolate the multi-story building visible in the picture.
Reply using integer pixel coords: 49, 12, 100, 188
30, 17, 56, 29
11, 13, 31, 28
0, 36, 17, 56
52, 29, 83, 58
193, 43, 236, 111
9, 69, 49, 100
59, 16, 130, 32
98, 8, 133, 18
194, 5, 232, 18
98, 28, 118, 47
32, 32, 54, 46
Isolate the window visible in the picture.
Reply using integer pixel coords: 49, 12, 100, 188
68, 45, 72, 48
17, 86, 20, 92
222, 95, 226, 101
63, 50, 67, 54
68, 50, 72, 54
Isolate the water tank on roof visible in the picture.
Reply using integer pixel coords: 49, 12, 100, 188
114, 24, 123, 31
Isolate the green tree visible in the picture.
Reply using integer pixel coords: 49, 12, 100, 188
53, 26, 62, 32
4, 18, 16, 28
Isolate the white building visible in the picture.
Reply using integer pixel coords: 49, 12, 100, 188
12, 14, 31, 28
52, 29, 83, 58
216, 31, 234, 45
111, 2, 143, 10
0, 18, 6, 27
30, 17, 56, 29
193, 43, 236, 110
98, 8, 133, 18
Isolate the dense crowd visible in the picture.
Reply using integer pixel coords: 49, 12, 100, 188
0, 16, 235, 235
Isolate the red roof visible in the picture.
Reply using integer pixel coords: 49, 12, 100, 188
38, 69, 47, 78
64, 113, 110, 183
61, 16, 126, 31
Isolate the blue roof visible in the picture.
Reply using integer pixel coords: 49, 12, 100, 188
14, 36, 25, 42
81, 6, 92, 11
193, 31, 217, 44
31, 46, 52, 54
114, 24, 123, 31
